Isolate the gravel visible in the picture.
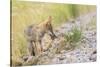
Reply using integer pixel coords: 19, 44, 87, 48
49, 12, 97, 64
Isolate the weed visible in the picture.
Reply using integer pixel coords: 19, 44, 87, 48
64, 27, 82, 49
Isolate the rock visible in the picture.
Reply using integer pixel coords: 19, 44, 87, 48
93, 50, 97, 54
23, 56, 38, 65
22, 55, 29, 61
89, 54, 97, 62
52, 58, 60, 64
37, 56, 51, 65
59, 55, 66, 60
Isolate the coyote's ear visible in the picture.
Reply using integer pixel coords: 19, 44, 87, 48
48, 16, 52, 23
48, 16, 52, 19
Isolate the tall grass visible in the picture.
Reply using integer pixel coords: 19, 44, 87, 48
11, 1, 96, 61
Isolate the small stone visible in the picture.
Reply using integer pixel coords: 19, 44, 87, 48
89, 54, 97, 62
93, 50, 97, 54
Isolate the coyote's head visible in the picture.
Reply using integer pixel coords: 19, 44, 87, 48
45, 16, 57, 40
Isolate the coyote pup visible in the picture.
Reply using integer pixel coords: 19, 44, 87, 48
25, 16, 57, 56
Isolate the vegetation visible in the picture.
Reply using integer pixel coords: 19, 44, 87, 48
65, 27, 82, 43
64, 27, 82, 50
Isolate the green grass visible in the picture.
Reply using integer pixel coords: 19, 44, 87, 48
65, 27, 82, 43
11, 1, 96, 65
64, 27, 82, 48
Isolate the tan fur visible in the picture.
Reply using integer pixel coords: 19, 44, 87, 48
34, 16, 53, 55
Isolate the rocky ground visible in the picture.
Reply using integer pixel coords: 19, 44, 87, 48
48, 12, 97, 64
13, 12, 96, 66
